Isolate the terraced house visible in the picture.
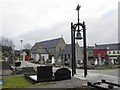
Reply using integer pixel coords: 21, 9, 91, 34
80, 43, 120, 66
30, 37, 83, 65
95, 43, 120, 64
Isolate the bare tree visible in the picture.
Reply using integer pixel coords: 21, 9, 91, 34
23, 43, 32, 50
0, 36, 14, 61
0, 36, 14, 48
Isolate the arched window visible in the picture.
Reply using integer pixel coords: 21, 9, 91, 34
109, 51, 111, 54
117, 51, 119, 54
113, 51, 115, 54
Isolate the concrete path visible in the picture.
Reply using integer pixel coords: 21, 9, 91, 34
74, 69, 120, 84
18, 61, 87, 88
28, 77, 87, 89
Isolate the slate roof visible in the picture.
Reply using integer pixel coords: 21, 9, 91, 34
30, 43, 48, 54
31, 38, 63, 54
96, 43, 120, 50
60, 44, 71, 55
36, 38, 62, 49
80, 43, 120, 51
60, 43, 80, 55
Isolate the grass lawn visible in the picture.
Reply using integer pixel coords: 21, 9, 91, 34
1, 75, 97, 90
2, 75, 51, 89
2, 75, 32, 88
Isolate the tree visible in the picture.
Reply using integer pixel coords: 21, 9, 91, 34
0, 36, 14, 60
0, 36, 14, 48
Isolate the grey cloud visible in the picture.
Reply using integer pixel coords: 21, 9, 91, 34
86, 8, 118, 45
16, 8, 118, 49
2, 0, 118, 49
17, 20, 71, 47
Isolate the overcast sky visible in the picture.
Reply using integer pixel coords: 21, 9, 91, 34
0, 0, 119, 50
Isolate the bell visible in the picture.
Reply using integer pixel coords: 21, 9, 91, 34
75, 31, 82, 40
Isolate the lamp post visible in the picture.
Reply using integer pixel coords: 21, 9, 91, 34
71, 4, 87, 77
20, 40, 23, 60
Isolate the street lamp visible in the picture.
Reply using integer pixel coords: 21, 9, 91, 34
71, 4, 87, 77
20, 40, 23, 60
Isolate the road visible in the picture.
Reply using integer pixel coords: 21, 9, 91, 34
74, 69, 120, 85
52, 66, 120, 86
89, 69, 119, 77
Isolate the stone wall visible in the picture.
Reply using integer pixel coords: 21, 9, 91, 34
55, 38, 66, 58
46, 38, 66, 59
75, 43, 83, 64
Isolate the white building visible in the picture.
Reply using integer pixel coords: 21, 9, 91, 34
97, 43, 120, 64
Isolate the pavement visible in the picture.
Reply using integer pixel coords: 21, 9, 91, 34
74, 69, 120, 84
19, 61, 88, 88
27, 77, 87, 89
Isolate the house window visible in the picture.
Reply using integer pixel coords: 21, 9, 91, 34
109, 51, 111, 54
113, 51, 115, 54
68, 54, 70, 59
89, 52, 91, 54
64, 55, 66, 59
61, 55, 63, 59
117, 51, 119, 54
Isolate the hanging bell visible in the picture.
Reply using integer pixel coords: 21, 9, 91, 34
75, 31, 82, 40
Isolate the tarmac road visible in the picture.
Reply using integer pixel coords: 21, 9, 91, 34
75, 69, 120, 87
